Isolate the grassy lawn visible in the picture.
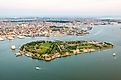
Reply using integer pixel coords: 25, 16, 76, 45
36, 48, 47, 54
40, 42, 51, 47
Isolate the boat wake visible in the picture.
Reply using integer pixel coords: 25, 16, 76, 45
85, 28, 104, 39
93, 29, 104, 36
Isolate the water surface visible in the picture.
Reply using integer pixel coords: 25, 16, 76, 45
0, 25, 121, 80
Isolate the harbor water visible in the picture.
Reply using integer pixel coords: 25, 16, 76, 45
0, 25, 121, 80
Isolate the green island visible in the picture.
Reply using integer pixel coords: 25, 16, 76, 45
19, 40, 113, 61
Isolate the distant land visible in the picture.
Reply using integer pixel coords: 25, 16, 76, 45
0, 17, 121, 41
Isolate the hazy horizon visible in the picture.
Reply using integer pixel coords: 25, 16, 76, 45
0, 0, 121, 17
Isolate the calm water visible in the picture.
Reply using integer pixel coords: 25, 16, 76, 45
0, 25, 121, 80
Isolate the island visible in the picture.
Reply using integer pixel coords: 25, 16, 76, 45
19, 40, 113, 61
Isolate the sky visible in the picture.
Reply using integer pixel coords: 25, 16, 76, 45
0, 0, 121, 17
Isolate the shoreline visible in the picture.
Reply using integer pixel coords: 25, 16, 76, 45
19, 40, 113, 61
20, 48, 111, 61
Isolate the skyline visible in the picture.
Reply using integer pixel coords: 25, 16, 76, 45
0, 0, 121, 17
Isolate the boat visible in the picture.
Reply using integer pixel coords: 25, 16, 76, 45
35, 67, 40, 70
0, 37, 4, 41
15, 53, 22, 57
11, 45, 16, 50
7, 36, 14, 40
17, 35, 25, 39
113, 53, 116, 56
25, 54, 30, 57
